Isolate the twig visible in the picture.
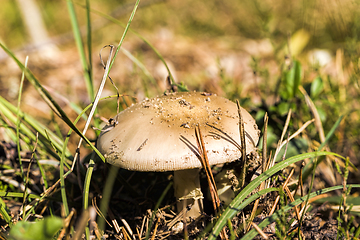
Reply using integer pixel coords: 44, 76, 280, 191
151, 218, 161, 240
268, 168, 295, 216
251, 222, 268, 239
271, 118, 315, 171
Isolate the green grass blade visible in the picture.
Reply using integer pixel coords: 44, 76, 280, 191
83, 156, 95, 240
76, 4, 188, 91
120, 48, 160, 94
228, 219, 236, 240
16, 56, 28, 182
318, 114, 344, 152
0, 99, 36, 143
197, 188, 278, 239
302, 114, 345, 181
241, 184, 360, 240
59, 99, 97, 217
97, 165, 119, 232
0, 96, 72, 160
208, 151, 344, 239
145, 182, 173, 240
107, 0, 141, 73
66, 0, 94, 101
86, 0, 93, 96
0, 197, 13, 227
0, 192, 40, 199
0, 42, 105, 162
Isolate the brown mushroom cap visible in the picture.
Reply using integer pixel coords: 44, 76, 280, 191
97, 92, 260, 171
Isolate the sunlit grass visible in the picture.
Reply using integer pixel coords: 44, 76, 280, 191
0, 0, 360, 239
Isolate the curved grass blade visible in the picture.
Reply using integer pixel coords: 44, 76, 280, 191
0, 197, 13, 227
0, 42, 105, 162
197, 187, 278, 240
302, 114, 346, 181
66, 0, 94, 101
242, 184, 360, 240
208, 151, 344, 240
75, 4, 188, 91
121, 48, 160, 95
83, 154, 95, 240
16, 56, 28, 182
0, 95, 72, 160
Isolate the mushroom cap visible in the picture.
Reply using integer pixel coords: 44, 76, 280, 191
97, 92, 260, 171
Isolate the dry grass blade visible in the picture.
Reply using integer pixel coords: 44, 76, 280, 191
22, 132, 38, 219
269, 109, 292, 173
268, 168, 295, 216
274, 168, 303, 237
194, 126, 220, 213
151, 218, 161, 240
251, 222, 268, 239
72, 45, 114, 167
194, 126, 227, 240
245, 113, 269, 232
56, 208, 76, 240
279, 109, 292, 149
271, 118, 315, 168
73, 209, 90, 240
284, 185, 301, 221
25, 44, 117, 219
299, 85, 336, 185
236, 100, 247, 188
298, 162, 305, 208
92, 197, 112, 228
245, 192, 261, 233
262, 112, 269, 174
112, 209, 136, 240
107, 209, 121, 234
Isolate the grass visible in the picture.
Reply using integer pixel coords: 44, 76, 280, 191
0, 0, 360, 239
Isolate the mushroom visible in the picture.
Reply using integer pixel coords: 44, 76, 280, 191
97, 92, 260, 220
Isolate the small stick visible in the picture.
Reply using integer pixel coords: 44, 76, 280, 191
107, 209, 121, 234
284, 185, 301, 222
281, 132, 290, 162
150, 218, 161, 240
268, 195, 280, 216
270, 118, 315, 174
298, 161, 305, 209
268, 168, 295, 216
251, 222, 268, 239
135, 227, 141, 240
139, 215, 146, 239
73, 209, 90, 240
246, 180, 266, 233
22, 132, 38, 219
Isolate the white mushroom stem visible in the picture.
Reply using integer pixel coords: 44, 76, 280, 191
174, 169, 204, 220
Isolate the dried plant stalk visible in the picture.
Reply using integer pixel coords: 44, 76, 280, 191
236, 100, 247, 188
195, 126, 227, 240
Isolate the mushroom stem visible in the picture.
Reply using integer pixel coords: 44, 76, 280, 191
174, 169, 203, 220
